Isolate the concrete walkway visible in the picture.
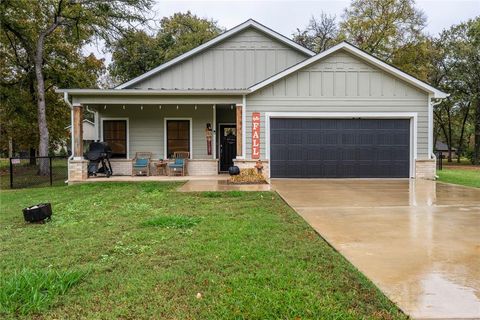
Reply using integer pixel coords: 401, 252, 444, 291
178, 179, 271, 192
272, 179, 480, 319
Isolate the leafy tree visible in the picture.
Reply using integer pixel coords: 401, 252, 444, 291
431, 18, 480, 163
0, 0, 152, 174
340, 0, 427, 61
292, 13, 341, 52
109, 11, 223, 84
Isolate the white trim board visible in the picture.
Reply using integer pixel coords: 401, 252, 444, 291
100, 117, 130, 159
115, 19, 314, 90
264, 112, 418, 179
249, 42, 448, 99
163, 118, 193, 160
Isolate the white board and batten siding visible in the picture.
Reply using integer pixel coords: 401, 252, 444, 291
129, 28, 309, 90
245, 49, 430, 159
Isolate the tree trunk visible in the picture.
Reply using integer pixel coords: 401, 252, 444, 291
8, 137, 13, 158
34, 41, 50, 175
457, 103, 471, 163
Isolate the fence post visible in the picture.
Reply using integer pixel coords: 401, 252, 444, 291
9, 158, 13, 189
49, 157, 53, 186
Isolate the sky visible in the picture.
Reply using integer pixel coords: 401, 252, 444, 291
84, 0, 480, 64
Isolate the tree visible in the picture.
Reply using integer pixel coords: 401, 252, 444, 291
292, 13, 340, 53
340, 0, 427, 61
430, 18, 480, 163
0, 0, 152, 174
109, 11, 223, 83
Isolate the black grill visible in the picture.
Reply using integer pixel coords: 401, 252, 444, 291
86, 142, 113, 177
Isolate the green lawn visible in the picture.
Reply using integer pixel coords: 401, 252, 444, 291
0, 182, 405, 319
437, 168, 480, 188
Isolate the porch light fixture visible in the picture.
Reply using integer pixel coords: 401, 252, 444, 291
176, 105, 179, 110
123, 105, 125, 110
159, 105, 162, 110
231, 105, 233, 110
195, 105, 197, 110
104, 105, 107, 110
141, 105, 143, 110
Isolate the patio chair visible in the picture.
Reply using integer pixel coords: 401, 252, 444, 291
168, 152, 189, 176
132, 152, 152, 176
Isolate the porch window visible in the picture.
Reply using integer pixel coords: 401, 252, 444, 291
167, 120, 190, 158
103, 120, 127, 158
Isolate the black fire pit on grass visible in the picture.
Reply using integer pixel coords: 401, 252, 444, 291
23, 203, 52, 223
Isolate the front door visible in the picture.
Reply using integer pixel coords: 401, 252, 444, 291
219, 124, 236, 172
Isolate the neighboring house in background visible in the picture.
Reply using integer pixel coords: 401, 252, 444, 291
57, 19, 447, 182
61, 119, 96, 155
435, 141, 457, 159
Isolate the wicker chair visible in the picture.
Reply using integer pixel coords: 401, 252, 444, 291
168, 152, 189, 176
132, 152, 152, 176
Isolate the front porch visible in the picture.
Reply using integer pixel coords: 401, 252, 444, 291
65, 92, 247, 182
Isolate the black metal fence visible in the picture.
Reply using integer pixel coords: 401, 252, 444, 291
8, 156, 68, 189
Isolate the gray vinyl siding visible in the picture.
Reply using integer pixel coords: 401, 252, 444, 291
245, 50, 430, 159
129, 27, 309, 90
98, 105, 214, 159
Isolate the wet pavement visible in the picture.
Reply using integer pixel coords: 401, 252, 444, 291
272, 179, 480, 319
178, 179, 271, 192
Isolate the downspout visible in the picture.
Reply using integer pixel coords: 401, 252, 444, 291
430, 96, 443, 160
64, 92, 74, 183
431, 97, 443, 179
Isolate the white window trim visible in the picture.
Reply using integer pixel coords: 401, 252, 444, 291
264, 112, 418, 179
100, 117, 130, 159
164, 117, 193, 159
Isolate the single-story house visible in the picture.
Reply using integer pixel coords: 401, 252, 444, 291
57, 19, 447, 181
435, 141, 457, 158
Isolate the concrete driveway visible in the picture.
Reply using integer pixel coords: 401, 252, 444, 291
272, 179, 480, 319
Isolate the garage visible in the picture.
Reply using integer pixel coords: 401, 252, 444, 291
269, 118, 410, 178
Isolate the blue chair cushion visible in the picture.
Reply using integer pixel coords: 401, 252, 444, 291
174, 159, 184, 165
168, 164, 183, 168
134, 159, 148, 167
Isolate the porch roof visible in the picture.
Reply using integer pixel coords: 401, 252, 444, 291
56, 88, 250, 95
56, 89, 246, 105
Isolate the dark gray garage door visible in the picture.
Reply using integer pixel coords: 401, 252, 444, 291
270, 119, 410, 178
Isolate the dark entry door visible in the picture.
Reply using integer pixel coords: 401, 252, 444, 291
270, 118, 410, 178
219, 125, 237, 172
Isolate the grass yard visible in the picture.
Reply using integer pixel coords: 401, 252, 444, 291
437, 167, 480, 188
0, 182, 406, 319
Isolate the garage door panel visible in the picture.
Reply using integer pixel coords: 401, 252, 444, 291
270, 119, 410, 178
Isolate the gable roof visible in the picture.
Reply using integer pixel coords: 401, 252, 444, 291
115, 19, 315, 90
248, 41, 448, 99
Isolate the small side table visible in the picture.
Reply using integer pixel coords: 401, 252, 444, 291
155, 161, 169, 176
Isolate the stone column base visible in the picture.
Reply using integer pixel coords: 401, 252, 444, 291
415, 159, 436, 180
69, 159, 88, 182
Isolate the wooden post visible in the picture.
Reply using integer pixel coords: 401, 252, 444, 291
73, 104, 83, 158
236, 104, 242, 157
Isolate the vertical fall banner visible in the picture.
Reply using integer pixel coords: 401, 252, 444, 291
252, 112, 260, 159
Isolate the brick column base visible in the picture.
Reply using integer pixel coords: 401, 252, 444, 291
415, 159, 436, 180
69, 159, 88, 182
